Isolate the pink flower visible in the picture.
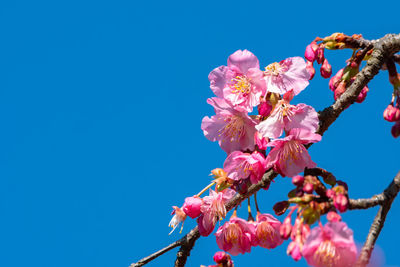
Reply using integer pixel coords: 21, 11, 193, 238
215, 216, 254, 256
305, 42, 318, 62
208, 50, 266, 112
255, 99, 319, 139
182, 196, 203, 219
266, 128, 321, 177
253, 213, 283, 249
302, 221, 357, 267
263, 57, 310, 96
201, 97, 258, 154
197, 188, 236, 236
223, 151, 267, 184
168, 206, 187, 234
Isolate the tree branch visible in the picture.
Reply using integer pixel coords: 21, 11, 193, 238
355, 171, 400, 267
131, 33, 400, 267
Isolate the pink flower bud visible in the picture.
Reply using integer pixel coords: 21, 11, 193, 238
383, 104, 400, 122
292, 175, 304, 186
213, 251, 228, 263
327, 211, 342, 222
329, 68, 344, 91
305, 42, 318, 62
306, 60, 315, 80
283, 89, 295, 102
326, 189, 335, 199
392, 121, 400, 138
280, 217, 292, 240
316, 46, 325, 64
182, 196, 203, 219
334, 81, 347, 101
320, 59, 332, 78
254, 132, 269, 150
303, 183, 314, 194
334, 194, 348, 213
258, 100, 272, 117
287, 241, 302, 261
356, 85, 369, 103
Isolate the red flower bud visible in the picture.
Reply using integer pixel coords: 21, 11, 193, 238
334, 81, 347, 101
280, 217, 292, 240
305, 42, 318, 62
292, 175, 304, 186
334, 194, 348, 213
306, 60, 315, 80
329, 68, 344, 91
303, 183, 314, 194
316, 46, 325, 64
320, 59, 332, 78
392, 121, 400, 138
258, 100, 272, 117
355, 85, 369, 103
383, 104, 400, 122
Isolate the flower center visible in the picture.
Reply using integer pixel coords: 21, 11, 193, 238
211, 196, 226, 219
231, 75, 252, 95
218, 116, 245, 142
282, 140, 304, 161
256, 221, 276, 242
264, 62, 284, 76
225, 223, 242, 244
313, 240, 339, 267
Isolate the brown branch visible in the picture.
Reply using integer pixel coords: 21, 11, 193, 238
355, 171, 400, 267
131, 33, 400, 267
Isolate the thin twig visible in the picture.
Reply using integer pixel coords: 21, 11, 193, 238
355, 171, 400, 267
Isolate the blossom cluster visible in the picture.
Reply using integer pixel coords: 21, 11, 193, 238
169, 47, 359, 267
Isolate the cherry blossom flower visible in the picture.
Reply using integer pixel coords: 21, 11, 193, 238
302, 221, 357, 267
197, 188, 236, 236
215, 215, 254, 256
255, 97, 319, 139
263, 57, 310, 96
253, 213, 283, 249
201, 97, 258, 154
223, 151, 267, 184
208, 50, 266, 111
266, 128, 321, 177
168, 206, 187, 234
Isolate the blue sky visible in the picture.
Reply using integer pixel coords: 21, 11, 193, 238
0, 1, 399, 267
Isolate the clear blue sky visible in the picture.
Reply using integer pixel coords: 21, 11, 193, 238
0, 1, 399, 267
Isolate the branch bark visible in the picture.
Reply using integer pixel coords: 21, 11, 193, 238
131, 33, 400, 267
355, 171, 400, 267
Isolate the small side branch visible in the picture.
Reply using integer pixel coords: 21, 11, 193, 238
355, 171, 400, 267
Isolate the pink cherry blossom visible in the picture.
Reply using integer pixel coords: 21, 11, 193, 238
182, 196, 203, 219
201, 97, 258, 154
263, 57, 310, 96
168, 206, 187, 234
215, 216, 254, 256
208, 50, 266, 112
302, 221, 357, 267
223, 151, 267, 184
253, 213, 283, 249
266, 128, 321, 177
255, 99, 319, 139
197, 188, 236, 236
